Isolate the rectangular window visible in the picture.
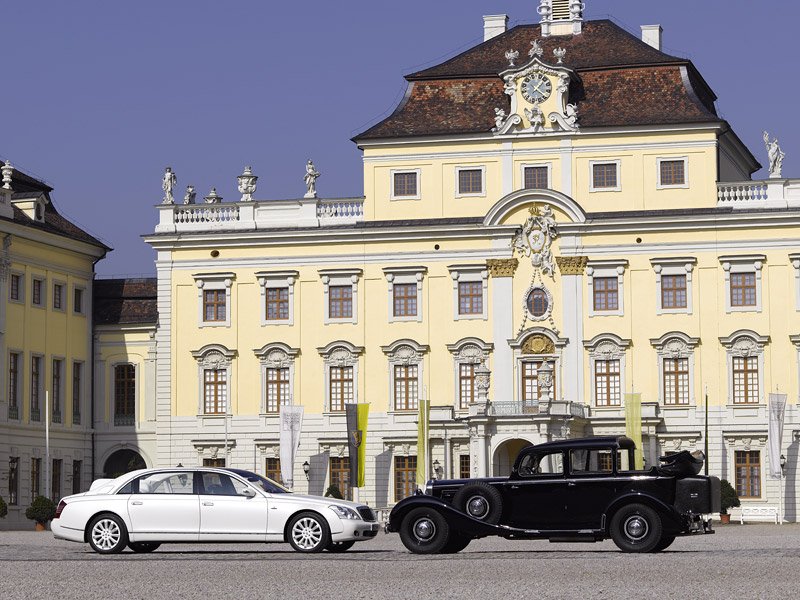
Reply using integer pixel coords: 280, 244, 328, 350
73, 287, 84, 314
732, 356, 759, 404
114, 364, 136, 425
330, 456, 351, 501
730, 273, 757, 307
394, 455, 417, 501
31, 356, 42, 421
265, 458, 281, 483
524, 166, 550, 189
9, 457, 19, 505
393, 364, 418, 411
266, 287, 289, 321
32, 278, 43, 306
393, 283, 418, 317
329, 285, 353, 319
458, 281, 483, 315
53, 283, 63, 310
203, 290, 226, 322
595, 360, 621, 407
8, 352, 19, 420
203, 369, 227, 415
52, 359, 63, 423
329, 366, 353, 412
72, 460, 82, 495
457, 169, 483, 195
660, 160, 686, 186
663, 358, 690, 405
203, 458, 226, 468
593, 277, 619, 312
393, 172, 418, 198
521, 361, 557, 404
458, 363, 475, 410
9, 273, 21, 301
661, 275, 687, 309
459, 455, 471, 480
51, 459, 62, 502
735, 450, 761, 498
72, 362, 82, 425
592, 162, 618, 189
31, 457, 41, 501
265, 367, 289, 413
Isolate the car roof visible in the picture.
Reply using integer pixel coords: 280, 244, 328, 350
523, 436, 636, 453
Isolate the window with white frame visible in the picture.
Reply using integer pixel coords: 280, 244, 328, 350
584, 334, 630, 408
587, 260, 627, 317
651, 258, 695, 315
650, 332, 699, 406
719, 331, 768, 405
53, 281, 65, 311
447, 338, 492, 412
319, 268, 361, 325
9, 272, 23, 303
456, 166, 485, 197
193, 273, 235, 327
720, 255, 764, 313
735, 450, 761, 498
32, 277, 45, 308
318, 341, 363, 413
30, 354, 43, 421
590, 160, 621, 192
8, 351, 20, 420
73, 286, 85, 315
52, 358, 64, 423
383, 266, 426, 323
191, 344, 236, 415
257, 271, 298, 326
391, 169, 420, 200
448, 265, 488, 321
657, 157, 688, 189
254, 343, 299, 414
522, 164, 551, 190
113, 363, 136, 426
382, 340, 429, 412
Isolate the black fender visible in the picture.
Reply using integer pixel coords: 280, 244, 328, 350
387, 496, 505, 538
603, 493, 684, 533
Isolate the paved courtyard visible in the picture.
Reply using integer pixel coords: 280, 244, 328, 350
1, 524, 798, 600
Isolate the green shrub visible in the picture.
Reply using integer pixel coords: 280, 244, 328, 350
719, 479, 740, 515
0, 496, 7, 519
25, 496, 57, 524
324, 484, 344, 500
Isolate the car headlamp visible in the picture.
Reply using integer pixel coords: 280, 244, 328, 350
329, 505, 360, 520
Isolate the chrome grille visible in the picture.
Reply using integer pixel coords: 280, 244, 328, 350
357, 506, 376, 522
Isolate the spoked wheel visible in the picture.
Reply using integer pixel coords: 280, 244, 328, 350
287, 512, 331, 553
88, 514, 128, 554
128, 542, 161, 553
399, 507, 450, 554
610, 503, 663, 553
326, 540, 357, 553
651, 535, 676, 553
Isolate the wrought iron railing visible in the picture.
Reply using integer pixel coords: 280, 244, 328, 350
490, 401, 540, 416
7, 405, 18, 420
114, 414, 135, 427
51, 411, 62, 424
30, 407, 40, 422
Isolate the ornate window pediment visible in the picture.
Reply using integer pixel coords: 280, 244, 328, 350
254, 343, 299, 368
381, 339, 430, 365
583, 334, 630, 359
317, 341, 364, 366
650, 332, 700, 358
719, 330, 769, 357
191, 344, 236, 368
447, 338, 493, 364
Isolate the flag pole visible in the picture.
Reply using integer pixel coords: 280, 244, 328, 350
704, 386, 709, 477
45, 390, 50, 500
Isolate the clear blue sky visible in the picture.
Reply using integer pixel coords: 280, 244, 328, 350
4, 0, 797, 276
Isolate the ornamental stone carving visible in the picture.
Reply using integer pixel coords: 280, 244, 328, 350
487, 258, 519, 278
254, 343, 300, 369
237, 166, 258, 202
731, 337, 760, 358
522, 334, 555, 356
511, 205, 558, 277
162, 167, 177, 204
1, 161, 13, 190
556, 256, 588, 276
382, 339, 430, 365
192, 344, 237, 369
763, 131, 785, 179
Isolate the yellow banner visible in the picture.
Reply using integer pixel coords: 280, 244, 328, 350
356, 403, 369, 488
416, 398, 430, 487
624, 393, 644, 469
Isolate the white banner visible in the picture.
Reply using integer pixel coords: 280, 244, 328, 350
768, 393, 787, 479
279, 405, 304, 489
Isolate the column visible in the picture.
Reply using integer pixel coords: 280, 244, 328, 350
556, 257, 588, 403
487, 259, 518, 403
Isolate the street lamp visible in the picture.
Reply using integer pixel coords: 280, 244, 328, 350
302, 461, 310, 480
432, 459, 443, 480
780, 455, 787, 471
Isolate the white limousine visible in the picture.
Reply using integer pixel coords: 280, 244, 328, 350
51, 467, 379, 554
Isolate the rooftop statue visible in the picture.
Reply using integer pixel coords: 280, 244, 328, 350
162, 167, 177, 204
304, 160, 320, 199
763, 131, 785, 179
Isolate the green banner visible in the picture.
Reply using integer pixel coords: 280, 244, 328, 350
624, 393, 644, 469
356, 403, 369, 488
416, 398, 430, 487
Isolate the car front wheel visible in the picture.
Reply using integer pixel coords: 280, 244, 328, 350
88, 514, 128, 554
398, 507, 450, 554
128, 542, 161, 553
287, 512, 331, 553
326, 540, 356, 553
609, 503, 663, 553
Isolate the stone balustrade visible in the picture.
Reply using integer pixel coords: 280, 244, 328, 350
717, 179, 800, 209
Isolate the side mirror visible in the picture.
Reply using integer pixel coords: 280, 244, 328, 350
241, 488, 257, 498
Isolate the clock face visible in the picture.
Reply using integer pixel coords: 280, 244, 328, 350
522, 74, 552, 104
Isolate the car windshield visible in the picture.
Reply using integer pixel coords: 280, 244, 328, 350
224, 469, 291, 494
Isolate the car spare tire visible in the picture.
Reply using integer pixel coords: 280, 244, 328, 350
452, 482, 503, 524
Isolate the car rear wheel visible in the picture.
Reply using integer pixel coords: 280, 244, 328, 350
88, 514, 128, 555
128, 542, 161, 553
609, 503, 663, 553
287, 512, 331, 553
651, 535, 676, 553
451, 482, 503, 524
399, 507, 450, 554
326, 540, 356, 553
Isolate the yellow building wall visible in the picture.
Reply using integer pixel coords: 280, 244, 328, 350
95, 328, 154, 425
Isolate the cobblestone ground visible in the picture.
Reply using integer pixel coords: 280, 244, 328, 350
1, 524, 798, 600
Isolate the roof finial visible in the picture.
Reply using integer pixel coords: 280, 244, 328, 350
1, 161, 13, 191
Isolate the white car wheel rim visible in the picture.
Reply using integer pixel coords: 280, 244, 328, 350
92, 519, 121, 551
292, 517, 323, 550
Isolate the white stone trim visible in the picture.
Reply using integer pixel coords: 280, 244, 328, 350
193, 272, 234, 328
319, 268, 361, 325
589, 159, 622, 193
720, 255, 765, 314
791, 335, 800, 398
519, 162, 552, 190
791, 253, 800, 311
446, 338, 493, 412
723, 434, 767, 500
448, 264, 489, 321
651, 257, 696, 315
656, 156, 690, 189
390, 169, 421, 201
383, 266, 426, 323
254, 343, 299, 415
587, 259, 627, 317
583, 334, 631, 407
454, 165, 487, 198
381, 340, 430, 412
191, 344, 236, 415
649, 332, 700, 406
719, 330, 769, 406
256, 270, 298, 327
317, 341, 364, 412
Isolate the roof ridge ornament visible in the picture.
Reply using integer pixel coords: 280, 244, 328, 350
529, 39, 544, 58
1, 161, 13, 191
505, 49, 520, 67
553, 47, 566, 64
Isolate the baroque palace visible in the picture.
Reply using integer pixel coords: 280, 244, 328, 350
3, 1, 800, 526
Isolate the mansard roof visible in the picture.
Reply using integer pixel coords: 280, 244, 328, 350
94, 278, 158, 326
354, 20, 721, 142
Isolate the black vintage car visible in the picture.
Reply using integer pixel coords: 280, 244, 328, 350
387, 436, 720, 554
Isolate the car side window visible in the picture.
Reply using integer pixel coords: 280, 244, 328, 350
517, 452, 564, 478
135, 472, 195, 494
200, 472, 246, 496
570, 449, 614, 475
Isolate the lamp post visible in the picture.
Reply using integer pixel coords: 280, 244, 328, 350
780, 454, 787, 525
432, 459, 443, 480
302, 461, 310, 480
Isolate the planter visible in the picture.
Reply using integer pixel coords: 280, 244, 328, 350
34, 522, 47, 532
720, 514, 731, 525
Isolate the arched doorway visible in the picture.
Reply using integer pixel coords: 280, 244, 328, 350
103, 449, 146, 478
492, 439, 533, 477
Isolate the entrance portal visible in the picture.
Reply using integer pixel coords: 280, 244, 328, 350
492, 438, 533, 477
103, 449, 146, 478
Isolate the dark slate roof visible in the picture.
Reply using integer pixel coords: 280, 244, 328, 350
355, 20, 721, 141
94, 278, 158, 326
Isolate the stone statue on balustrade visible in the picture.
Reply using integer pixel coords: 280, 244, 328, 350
763, 131, 785, 179
183, 185, 196, 205
304, 160, 320, 199
162, 167, 177, 204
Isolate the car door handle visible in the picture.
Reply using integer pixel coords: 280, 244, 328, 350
202, 501, 214, 506
131, 501, 143, 505
567, 482, 577, 487
510, 485, 521, 490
